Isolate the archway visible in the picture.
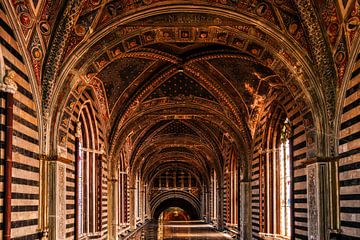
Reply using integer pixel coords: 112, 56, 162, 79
153, 198, 200, 220
160, 207, 191, 221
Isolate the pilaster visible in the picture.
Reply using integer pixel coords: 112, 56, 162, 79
217, 185, 224, 230
307, 161, 329, 240
108, 177, 119, 240
129, 188, 136, 230
48, 156, 68, 240
1, 70, 17, 240
240, 181, 251, 240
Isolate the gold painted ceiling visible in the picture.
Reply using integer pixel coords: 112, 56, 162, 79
2, 0, 360, 179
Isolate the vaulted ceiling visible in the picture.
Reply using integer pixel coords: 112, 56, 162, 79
2, 0, 360, 183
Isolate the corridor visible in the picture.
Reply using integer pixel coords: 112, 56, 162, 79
128, 221, 232, 240
1, 0, 359, 239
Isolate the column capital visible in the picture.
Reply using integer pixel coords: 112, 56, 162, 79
1, 70, 17, 94
75, 121, 82, 138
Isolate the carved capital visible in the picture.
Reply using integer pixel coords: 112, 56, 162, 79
100, 143, 106, 155
75, 121, 82, 138
0, 70, 17, 94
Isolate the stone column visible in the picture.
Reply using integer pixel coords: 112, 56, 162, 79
129, 187, 136, 230
74, 122, 81, 240
48, 157, 68, 240
307, 161, 330, 240
39, 155, 49, 239
1, 70, 17, 240
206, 190, 211, 222
108, 177, 119, 240
217, 182, 225, 230
202, 190, 207, 221
239, 181, 251, 240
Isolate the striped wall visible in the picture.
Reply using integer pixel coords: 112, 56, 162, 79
251, 90, 309, 240
0, 3, 41, 240
61, 89, 108, 240
338, 51, 360, 240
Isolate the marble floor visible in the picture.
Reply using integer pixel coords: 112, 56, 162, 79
128, 221, 232, 240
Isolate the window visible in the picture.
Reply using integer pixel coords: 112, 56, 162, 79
279, 120, 292, 237
118, 150, 128, 226
75, 103, 102, 238
261, 117, 292, 239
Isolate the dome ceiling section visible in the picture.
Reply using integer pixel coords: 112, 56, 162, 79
207, 57, 283, 119
53, 0, 312, 73
147, 166, 204, 189
133, 126, 220, 166
110, 102, 251, 166
127, 119, 204, 168
155, 120, 199, 137
145, 72, 218, 102
123, 104, 244, 155
142, 155, 209, 184
115, 65, 244, 136
141, 152, 213, 184
108, 61, 176, 124
132, 133, 229, 175
96, 57, 155, 112
45, 4, 320, 118
134, 139, 215, 179
127, 117, 229, 177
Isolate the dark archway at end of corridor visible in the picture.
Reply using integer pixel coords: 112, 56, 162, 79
160, 207, 190, 221
152, 198, 201, 220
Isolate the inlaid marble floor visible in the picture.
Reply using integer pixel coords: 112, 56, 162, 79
128, 221, 232, 240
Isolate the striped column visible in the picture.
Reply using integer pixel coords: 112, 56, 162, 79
1, 70, 17, 240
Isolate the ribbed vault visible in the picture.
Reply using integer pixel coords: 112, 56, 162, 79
38, 1, 339, 236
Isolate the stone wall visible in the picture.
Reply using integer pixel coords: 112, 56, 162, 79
251, 90, 309, 239
338, 51, 360, 239
0, 3, 40, 239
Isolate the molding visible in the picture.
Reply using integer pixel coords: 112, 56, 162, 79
303, 156, 340, 167
42, 155, 73, 165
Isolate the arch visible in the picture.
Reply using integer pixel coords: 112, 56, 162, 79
335, 32, 360, 154
54, 84, 107, 156
75, 100, 103, 235
112, 102, 248, 176
45, 6, 328, 163
151, 191, 201, 220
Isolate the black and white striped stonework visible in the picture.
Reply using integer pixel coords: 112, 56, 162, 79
251, 90, 309, 240
339, 51, 360, 240
0, 3, 40, 240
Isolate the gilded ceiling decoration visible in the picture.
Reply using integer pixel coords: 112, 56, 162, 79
145, 72, 218, 102
2, 0, 360, 180
156, 120, 199, 136
97, 57, 154, 110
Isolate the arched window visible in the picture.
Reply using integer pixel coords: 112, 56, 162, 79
224, 145, 239, 228
118, 149, 128, 227
279, 119, 292, 237
261, 115, 293, 239
75, 102, 102, 238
